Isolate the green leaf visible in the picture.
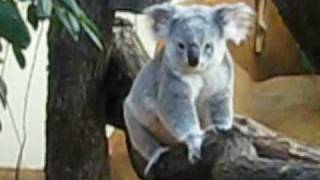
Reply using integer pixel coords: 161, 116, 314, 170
0, 0, 31, 49
0, 76, 7, 108
36, 0, 53, 19
79, 15, 100, 38
62, 0, 83, 17
13, 45, 26, 69
67, 12, 80, 35
61, 0, 103, 50
55, 6, 79, 41
79, 14, 103, 50
80, 21, 103, 51
301, 52, 314, 73
27, 4, 39, 29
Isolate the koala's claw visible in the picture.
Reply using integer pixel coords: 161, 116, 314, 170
187, 143, 202, 164
144, 147, 169, 176
184, 132, 205, 164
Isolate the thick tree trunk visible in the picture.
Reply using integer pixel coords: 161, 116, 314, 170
272, 0, 320, 71
107, 22, 320, 180
45, 0, 114, 180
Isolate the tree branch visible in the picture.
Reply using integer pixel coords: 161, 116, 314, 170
126, 116, 320, 180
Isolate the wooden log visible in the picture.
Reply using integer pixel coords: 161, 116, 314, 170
126, 116, 320, 180
106, 19, 320, 180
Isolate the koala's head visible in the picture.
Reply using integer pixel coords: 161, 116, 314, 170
145, 3, 254, 74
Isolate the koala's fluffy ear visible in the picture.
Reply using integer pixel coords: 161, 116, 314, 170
214, 3, 255, 45
144, 3, 175, 39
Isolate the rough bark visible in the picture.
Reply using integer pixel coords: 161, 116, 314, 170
129, 116, 320, 180
272, 0, 320, 71
106, 22, 320, 180
45, 0, 114, 180
104, 18, 150, 129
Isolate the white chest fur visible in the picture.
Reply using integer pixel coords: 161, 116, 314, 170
181, 74, 204, 102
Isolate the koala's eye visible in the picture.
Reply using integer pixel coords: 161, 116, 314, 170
205, 43, 212, 51
177, 42, 185, 50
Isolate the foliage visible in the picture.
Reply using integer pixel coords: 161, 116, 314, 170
0, 0, 103, 59
0, 1, 30, 48
0, 0, 104, 110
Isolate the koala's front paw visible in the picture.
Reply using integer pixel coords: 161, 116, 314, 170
184, 132, 205, 164
205, 124, 232, 134
144, 147, 169, 176
216, 121, 233, 132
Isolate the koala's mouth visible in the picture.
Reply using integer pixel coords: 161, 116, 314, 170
185, 62, 207, 73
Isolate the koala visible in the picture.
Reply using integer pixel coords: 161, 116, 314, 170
123, 2, 254, 176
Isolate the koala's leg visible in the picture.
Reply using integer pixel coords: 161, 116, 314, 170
124, 105, 169, 176
206, 94, 234, 132
158, 76, 205, 164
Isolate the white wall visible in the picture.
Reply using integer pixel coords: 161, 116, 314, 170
0, 3, 49, 169
117, 12, 156, 56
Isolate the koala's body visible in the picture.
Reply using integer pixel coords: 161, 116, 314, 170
123, 2, 254, 175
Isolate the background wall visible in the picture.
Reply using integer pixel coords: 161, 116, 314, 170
0, 3, 48, 169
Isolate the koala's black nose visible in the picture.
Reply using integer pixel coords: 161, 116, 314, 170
188, 47, 199, 67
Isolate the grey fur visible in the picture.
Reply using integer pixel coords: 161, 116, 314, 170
124, 2, 254, 176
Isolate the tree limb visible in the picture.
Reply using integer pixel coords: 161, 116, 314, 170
126, 116, 320, 180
